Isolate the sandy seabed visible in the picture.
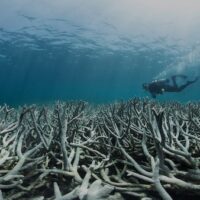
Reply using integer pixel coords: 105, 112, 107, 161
0, 98, 200, 200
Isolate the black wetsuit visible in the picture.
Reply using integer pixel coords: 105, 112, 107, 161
145, 75, 198, 98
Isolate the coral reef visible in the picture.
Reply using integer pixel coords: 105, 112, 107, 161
0, 99, 200, 199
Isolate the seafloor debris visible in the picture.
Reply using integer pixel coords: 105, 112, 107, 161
0, 98, 200, 200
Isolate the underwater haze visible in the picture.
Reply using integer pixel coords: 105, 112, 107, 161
0, 0, 200, 106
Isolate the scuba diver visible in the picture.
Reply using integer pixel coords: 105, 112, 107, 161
143, 75, 199, 98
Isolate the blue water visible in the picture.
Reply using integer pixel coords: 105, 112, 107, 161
0, 0, 200, 106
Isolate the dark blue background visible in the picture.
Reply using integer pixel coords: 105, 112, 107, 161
0, 0, 200, 106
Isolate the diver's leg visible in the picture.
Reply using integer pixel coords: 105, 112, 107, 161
171, 75, 179, 88
176, 77, 199, 92
187, 76, 199, 84
176, 84, 190, 92
171, 75, 188, 86
171, 74, 189, 87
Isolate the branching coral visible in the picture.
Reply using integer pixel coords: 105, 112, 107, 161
0, 99, 200, 199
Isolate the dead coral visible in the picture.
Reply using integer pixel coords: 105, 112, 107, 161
0, 99, 200, 199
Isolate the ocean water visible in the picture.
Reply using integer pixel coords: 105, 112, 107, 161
0, 0, 200, 106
